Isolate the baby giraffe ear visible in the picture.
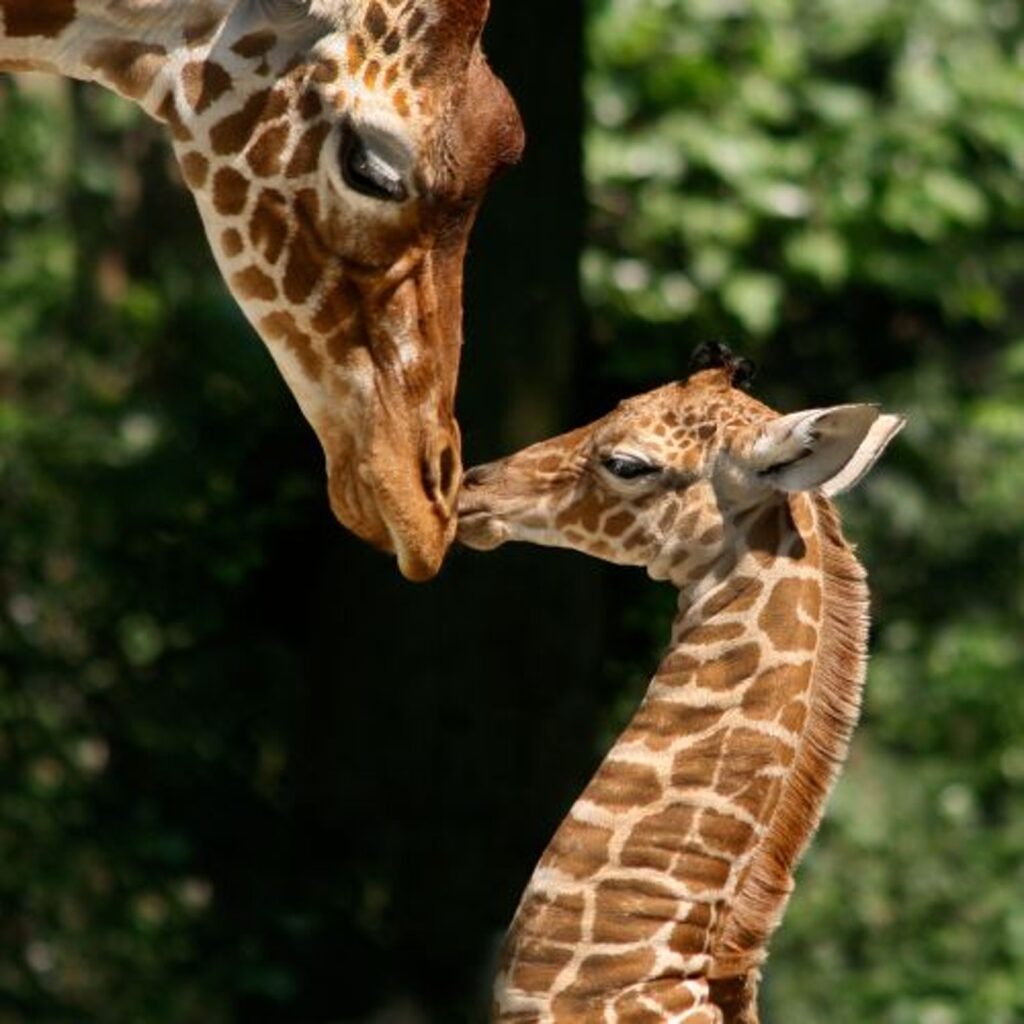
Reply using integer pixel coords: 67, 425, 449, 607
750, 405, 906, 497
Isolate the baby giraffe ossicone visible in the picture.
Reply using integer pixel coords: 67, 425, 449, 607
459, 344, 904, 1024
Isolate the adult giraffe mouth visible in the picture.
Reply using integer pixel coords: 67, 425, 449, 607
327, 418, 460, 581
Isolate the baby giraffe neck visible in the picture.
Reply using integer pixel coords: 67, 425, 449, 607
493, 493, 869, 1024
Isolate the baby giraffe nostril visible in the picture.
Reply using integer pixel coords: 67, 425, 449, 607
461, 460, 501, 489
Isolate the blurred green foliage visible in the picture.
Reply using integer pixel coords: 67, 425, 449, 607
1, 79, 313, 1023
2, 0, 1024, 1021
588, 0, 1024, 1021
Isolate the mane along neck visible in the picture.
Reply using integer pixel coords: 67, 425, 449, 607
708, 494, 869, 978
493, 492, 870, 1022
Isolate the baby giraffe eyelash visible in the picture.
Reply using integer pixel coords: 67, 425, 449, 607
600, 454, 662, 480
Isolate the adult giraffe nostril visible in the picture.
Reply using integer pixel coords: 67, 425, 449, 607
421, 444, 461, 512
438, 445, 457, 506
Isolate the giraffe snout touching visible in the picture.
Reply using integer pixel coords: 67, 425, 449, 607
456, 460, 514, 551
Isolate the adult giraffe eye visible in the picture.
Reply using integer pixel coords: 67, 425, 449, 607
340, 127, 409, 203
600, 455, 662, 481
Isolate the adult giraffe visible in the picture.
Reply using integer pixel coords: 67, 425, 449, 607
459, 345, 904, 1022
0, 0, 524, 580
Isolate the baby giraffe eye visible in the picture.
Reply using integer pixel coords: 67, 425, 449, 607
600, 454, 662, 481
340, 127, 409, 203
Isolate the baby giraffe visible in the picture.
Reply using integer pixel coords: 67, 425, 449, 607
458, 344, 904, 1024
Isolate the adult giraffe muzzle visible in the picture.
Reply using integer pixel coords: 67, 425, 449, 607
0, 0, 525, 580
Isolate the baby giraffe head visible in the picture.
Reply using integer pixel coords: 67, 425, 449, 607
459, 343, 904, 583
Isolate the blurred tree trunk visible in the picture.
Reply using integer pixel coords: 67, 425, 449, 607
277, 3, 608, 1022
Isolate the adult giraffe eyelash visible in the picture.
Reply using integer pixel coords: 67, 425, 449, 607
339, 125, 409, 203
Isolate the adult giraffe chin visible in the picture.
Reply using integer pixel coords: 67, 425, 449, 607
0, 0, 524, 580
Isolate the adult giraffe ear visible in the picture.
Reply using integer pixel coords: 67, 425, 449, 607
749, 405, 906, 497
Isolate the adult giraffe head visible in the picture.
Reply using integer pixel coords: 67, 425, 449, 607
0, 0, 525, 580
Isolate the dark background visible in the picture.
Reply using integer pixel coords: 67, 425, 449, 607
2, 1, 1024, 1021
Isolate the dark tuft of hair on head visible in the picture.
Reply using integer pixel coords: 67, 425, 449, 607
689, 340, 756, 391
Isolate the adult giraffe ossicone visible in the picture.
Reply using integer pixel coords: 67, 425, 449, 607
0, 0, 524, 580
459, 344, 904, 1023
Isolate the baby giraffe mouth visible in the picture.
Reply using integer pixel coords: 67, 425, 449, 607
455, 497, 510, 551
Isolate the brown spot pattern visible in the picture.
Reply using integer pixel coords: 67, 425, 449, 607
509, 939, 574, 996
286, 121, 331, 178
232, 266, 278, 302
86, 41, 167, 101
209, 88, 288, 156
247, 122, 289, 177
611, 994, 667, 1024
283, 228, 326, 305
552, 947, 657, 1014
741, 663, 812, 722
184, 15, 221, 47
745, 502, 784, 559
698, 809, 756, 854
347, 35, 366, 75
592, 878, 678, 944
3, 0, 75, 38
212, 167, 250, 216
261, 312, 323, 381
179, 151, 210, 190
673, 845, 732, 891
249, 190, 290, 265
719, 728, 784, 797
297, 90, 323, 121
671, 732, 726, 791
684, 621, 746, 646
586, 760, 662, 810
696, 642, 761, 691
155, 91, 192, 142
221, 228, 243, 257
231, 30, 277, 60
540, 820, 613, 881
392, 89, 411, 118
759, 578, 821, 652
312, 279, 360, 336
181, 60, 232, 114
516, 891, 585, 946
603, 510, 633, 538
701, 576, 764, 618
364, 2, 389, 39
620, 802, 697, 872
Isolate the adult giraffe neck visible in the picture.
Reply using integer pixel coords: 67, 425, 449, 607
0, 3, 234, 87
493, 492, 870, 1024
